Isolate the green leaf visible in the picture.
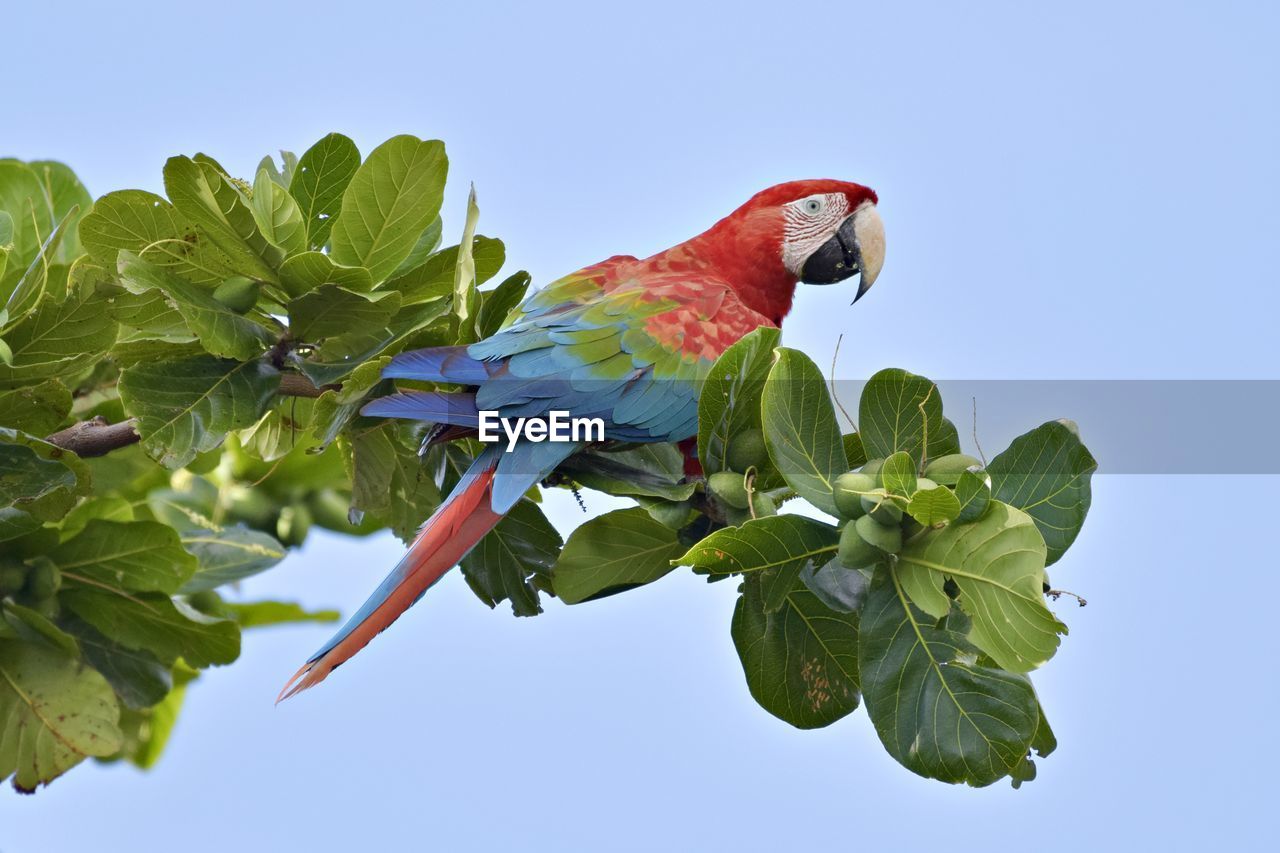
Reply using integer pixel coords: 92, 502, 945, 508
1, 600, 78, 655
0, 639, 122, 792
880, 450, 916, 495
731, 575, 860, 729
896, 501, 1064, 672
954, 468, 992, 523
799, 558, 871, 613
118, 356, 281, 468
117, 252, 274, 360
987, 420, 1097, 564
288, 284, 401, 341
162, 156, 277, 282
0, 276, 118, 389
842, 432, 867, 469
452, 184, 481, 328
0, 380, 73, 434
297, 297, 450, 386
345, 419, 442, 541
906, 485, 962, 526
177, 525, 286, 593
679, 514, 840, 588
557, 443, 695, 501
382, 236, 505, 305
552, 507, 684, 604
0, 428, 88, 520
250, 167, 306, 255
698, 326, 780, 477
0, 507, 41, 543
61, 587, 239, 668
0, 162, 52, 295
859, 566, 1039, 786
50, 519, 197, 594
80, 190, 227, 284
309, 357, 389, 448
238, 396, 319, 462
4, 209, 73, 320
60, 614, 172, 709
388, 218, 444, 280
27, 160, 92, 263
460, 499, 562, 616
761, 348, 847, 515
329, 136, 448, 283
222, 600, 340, 629
278, 251, 373, 298
858, 368, 961, 464
0, 436, 77, 511
477, 270, 531, 338
289, 133, 361, 249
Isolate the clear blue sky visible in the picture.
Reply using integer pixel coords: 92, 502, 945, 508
3, 1, 1277, 850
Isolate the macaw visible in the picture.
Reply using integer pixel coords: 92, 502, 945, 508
278, 179, 885, 700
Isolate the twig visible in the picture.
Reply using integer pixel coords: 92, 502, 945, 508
828, 334, 857, 430
917, 385, 933, 475
1045, 588, 1087, 607
972, 397, 988, 467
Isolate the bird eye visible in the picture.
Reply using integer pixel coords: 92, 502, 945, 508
801, 197, 823, 215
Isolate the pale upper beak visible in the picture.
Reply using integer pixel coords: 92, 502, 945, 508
851, 202, 885, 302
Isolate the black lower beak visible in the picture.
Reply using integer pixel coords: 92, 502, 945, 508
799, 216, 862, 287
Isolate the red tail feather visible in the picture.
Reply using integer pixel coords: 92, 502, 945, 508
276, 463, 502, 702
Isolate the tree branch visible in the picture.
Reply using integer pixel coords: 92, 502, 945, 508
45, 416, 141, 457
278, 372, 333, 398
44, 372, 337, 457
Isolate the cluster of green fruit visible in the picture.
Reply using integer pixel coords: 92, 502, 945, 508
0, 555, 62, 617
704, 429, 779, 524
831, 452, 986, 569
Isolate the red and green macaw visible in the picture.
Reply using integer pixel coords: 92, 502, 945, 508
279, 179, 885, 699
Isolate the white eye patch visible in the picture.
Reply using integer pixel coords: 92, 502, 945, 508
782, 193, 850, 275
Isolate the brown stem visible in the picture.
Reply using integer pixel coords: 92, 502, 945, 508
278, 372, 333, 399
43, 372, 338, 457
45, 416, 141, 457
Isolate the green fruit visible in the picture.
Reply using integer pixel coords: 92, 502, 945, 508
212, 276, 260, 314
0, 563, 28, 596
923, 453, 983, 486
723, 505, 754, 526
727, 428, 768, 472
838, 521, 880, 568
187, 590, 225, 616
832, 471, 875, 519
276, 503, 312, 547
860, 488, 903, 524
750, 491, 778, 518
855, 514, 903, 554
708, 471, 750, 509
646, 499, 695, 529
24, 557, 61, 600
861, 458, 885, 484
913, 477, 939, 494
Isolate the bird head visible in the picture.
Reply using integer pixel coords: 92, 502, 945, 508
675, 179, 884, 324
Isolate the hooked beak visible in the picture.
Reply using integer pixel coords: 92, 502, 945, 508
799, 201, 886, 302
